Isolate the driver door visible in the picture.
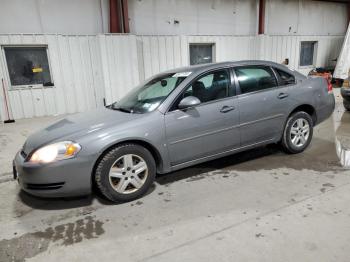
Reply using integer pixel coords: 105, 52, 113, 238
164, 69, 240, 167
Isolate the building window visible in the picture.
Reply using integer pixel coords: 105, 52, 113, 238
299, 41, 317, 67
3, 46, 53, 87
189, 43, 215, 65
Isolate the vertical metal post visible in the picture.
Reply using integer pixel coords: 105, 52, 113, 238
258, 0, 265, 35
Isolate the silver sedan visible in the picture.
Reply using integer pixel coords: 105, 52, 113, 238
13, 60, 335, 202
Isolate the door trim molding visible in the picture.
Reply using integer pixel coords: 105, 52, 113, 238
169, 113, 283, 145
169, 123, 240, 145
170, 138, 274, 168
239, 113, 284, 128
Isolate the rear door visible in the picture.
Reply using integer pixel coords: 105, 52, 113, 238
234, 65, 292, 146
164, 69, 240, 166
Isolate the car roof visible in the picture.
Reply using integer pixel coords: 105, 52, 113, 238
162, 60, 297, 76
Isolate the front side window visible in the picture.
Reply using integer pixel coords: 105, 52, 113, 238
182, 69, 231, 104
111, 73, 188, 113
4, 46, 53, 87
275, 68, 295, 85
300, 41, 317, 67
235, 66, 277, 94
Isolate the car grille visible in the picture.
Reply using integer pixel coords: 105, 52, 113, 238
26, 182, 65, 190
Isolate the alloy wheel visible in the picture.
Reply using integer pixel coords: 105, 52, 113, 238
290, 118, 310, 147
108, 154, 148, 194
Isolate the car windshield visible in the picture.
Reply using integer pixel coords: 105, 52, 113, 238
110, 72, 189, 113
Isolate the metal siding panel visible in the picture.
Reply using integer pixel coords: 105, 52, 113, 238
19, 89, 35, 118
7, 90, 23, 119
78, 36, 95, 110
69, 36, 87, 113
129, 35, 140, 88
99, 35, 113, 105
121, 36, 133, 98
60, 36, 78, 114
87, 36, 103, 107
48, 34, 67, 115
42, 88, 56, 116
180, 36, 188, 66
142, 36, 152, 79
150, 36, 160, 76
31, 89, 45, 117
173, 36, 181, 68
158, 37, 167, 71
165, 36, 174, 69
111, 36, 122, 101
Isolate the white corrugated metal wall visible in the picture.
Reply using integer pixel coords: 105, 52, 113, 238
0, 34, 344, 120
0, 34, 105, 120
258, 35, 343, 75
137, 35, 258, 80
138, 35, 344, 79
99, 35, 140, 104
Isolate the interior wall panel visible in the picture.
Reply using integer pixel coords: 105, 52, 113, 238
98, 35, 140, 105
0, 34, 108, 120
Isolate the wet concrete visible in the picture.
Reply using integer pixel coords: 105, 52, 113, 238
0, 216, 104, 262
0, 89, 350, 261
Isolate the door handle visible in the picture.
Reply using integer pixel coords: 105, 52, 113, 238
277, 93, 289, 99
220, 105, 235, 113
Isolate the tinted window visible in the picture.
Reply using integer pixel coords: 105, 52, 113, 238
4, 46, 53, 87
189, 44, 214, 65
182, 70, 231, 104
235, 66, 277, 94
300, 41, 317, 66
275, 68, 295, 85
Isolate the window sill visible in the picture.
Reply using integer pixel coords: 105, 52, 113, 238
298, 65, 315, 69
9, 85, 55, 91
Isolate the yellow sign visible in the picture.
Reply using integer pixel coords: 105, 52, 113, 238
32, 68, 43, 73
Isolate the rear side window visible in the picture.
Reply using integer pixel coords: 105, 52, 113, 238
275, 68, 295, 86
235, 66, 277, 94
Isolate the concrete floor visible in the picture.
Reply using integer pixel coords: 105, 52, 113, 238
0, 89, 349, 262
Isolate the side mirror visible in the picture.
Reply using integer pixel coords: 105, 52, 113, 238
178, 96, 201, 110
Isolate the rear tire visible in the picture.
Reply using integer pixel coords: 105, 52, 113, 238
94, 144, 156, 203
281, 111, 313, 154
344, 100, 350, 111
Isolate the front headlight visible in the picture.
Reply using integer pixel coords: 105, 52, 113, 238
29, 141, 81, 163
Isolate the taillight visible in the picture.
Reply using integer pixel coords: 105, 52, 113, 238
326, 78, 333, 94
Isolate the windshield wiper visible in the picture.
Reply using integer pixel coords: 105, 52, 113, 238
112, 106, 132, 113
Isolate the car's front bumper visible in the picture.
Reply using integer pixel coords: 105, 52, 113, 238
13, 151, 93, 197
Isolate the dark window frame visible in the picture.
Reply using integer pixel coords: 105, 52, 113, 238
2, 45, 54, 89
233, 65, 278, 96
299, 41, 317, 67
189, 43, 216, 65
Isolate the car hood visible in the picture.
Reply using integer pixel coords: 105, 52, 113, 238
22, 107, 142, 155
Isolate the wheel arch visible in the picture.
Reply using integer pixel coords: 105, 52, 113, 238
288, 104, 317, 126
91, 139, 165, 188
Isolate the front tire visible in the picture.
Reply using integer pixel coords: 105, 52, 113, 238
281, 111, 313, 154
94, 144, 156, 203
